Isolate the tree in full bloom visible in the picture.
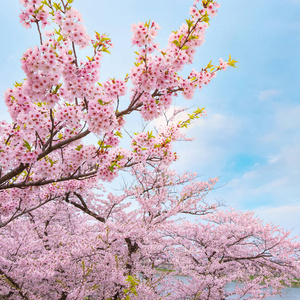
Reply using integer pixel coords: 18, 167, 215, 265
0, 0, 299, 299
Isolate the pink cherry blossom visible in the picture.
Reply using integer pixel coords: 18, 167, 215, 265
0, 1, 298, 299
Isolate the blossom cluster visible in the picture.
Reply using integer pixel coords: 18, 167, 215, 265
60, 7, 90, 48
19, 0, 50, 29
128, 2, 222, 121
131, 21, 160, 47
131, 125, 181, 165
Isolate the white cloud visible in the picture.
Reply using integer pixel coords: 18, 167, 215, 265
154, 106, 194, 131
258, 89, 282, 101
211, 138, 300, 234
165, 100, 300, 236
274, 105, 300, 131
260, 105, 300, 145
267, 155, 280, 164
253, 206, 300, 235
173, 112, 240, 173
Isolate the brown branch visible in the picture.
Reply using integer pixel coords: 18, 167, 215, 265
0, 268, 30, 300
0, 163, 29, 186
0, 196, 57, 228
35, 20, 43, 45
0, 86, 159, 189
72, 42, 78, 67
0, 169, 98, 190
0, 130, 90, 186
65, 192, 106, 223
58, 291, 68, 300
116, 91, 144, 117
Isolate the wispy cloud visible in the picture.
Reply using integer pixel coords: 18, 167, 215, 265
173, 112, 240, 173
210, 137, 300, 233
258, 89, 282, 101
253, 205, 300, 235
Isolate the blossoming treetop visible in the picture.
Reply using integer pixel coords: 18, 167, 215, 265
1, 0, 234, 225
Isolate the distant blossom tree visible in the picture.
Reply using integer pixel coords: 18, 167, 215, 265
0, 0, 299, 299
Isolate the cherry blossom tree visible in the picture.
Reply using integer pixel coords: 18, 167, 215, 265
0, 0, 230, 228
0, 0, 299, 299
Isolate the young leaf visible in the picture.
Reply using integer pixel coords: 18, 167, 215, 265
178, 34, 185, 43
172, 40, 180, 47
23, 139, 32, 151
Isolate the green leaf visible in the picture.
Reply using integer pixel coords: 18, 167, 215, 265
75, 145, 83, 151
102, 48, 111, 54
53, 83, 62, 94
148, 131, 155, 139
48, 158, 58, 167
53, 2, 62, 11
194, 107, 205, 114
186, 19, 194, 29
55, 279, 63, 284
178, 34, 185, 43
86, 268, 92, 276
172, 40, 180, 47
202, 15, 210, 24
54, 28, 61, 35
181, 45, 189, 50
114, 131, 123, 138
144, 19, 151, 28
92, 284, 101, 290
101, 145, 112, 149
14, 81, 23, 87
228, 54, 238, 67
206, 60, 214, 70
23, 139, 32, 151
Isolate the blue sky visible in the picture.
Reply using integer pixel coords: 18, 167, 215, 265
1, 0, 300, 235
